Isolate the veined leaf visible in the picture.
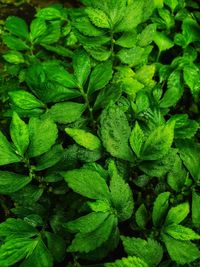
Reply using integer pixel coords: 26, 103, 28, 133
165, 202, 189, 226
153, 192, 170, 227
164, 224, 200, 241
130, 122, 144, 158
105, 256, 148, 267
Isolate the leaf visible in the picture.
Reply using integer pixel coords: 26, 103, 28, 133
86, 7, 111, 29
118, 45, 152, 66
65, 212, 110, 233
73, 48, 91, 87
65, 128, 101, 150
137, 24, 157, 47
192, 190, 200, 228
3, 35, 29, 50
0, 131, 21, 166
3, 51, 24, 64
30, 18, 47, 41
68, 214, 116, 253
115, 31, 137, 48
47, 102, 85, 124
5, 16, 29, 39
154, 32, 174, 52
135, 204, 148, 229
84, 46, 112, 61
88, 61, 113, 95
183, 63, 200, 97
41, 44, 73, 57
45, 232, 66, 263
61, 168, 110, 200
0, 218, 38, 240
121, 236, 163, 267
20, 239, 53, 267
105, 256, 148, 267
10, 112, 29, 156
164, 0, 178, 11
9, 90, 45, 110
108, 160, 134, 221
0, 171, 32, 195
162, 234, 200, 265
36, 7, 62, 20
181, 18, 200, 47
160, 70, 183, 108
140, 122, 175, 160
28, 117, 58, 158
164, 224, 200, 241
100, 104, 134, 162
152, 192, 170, 227
165, 202, 189, 226
73, 17, 105, 37
0, 238, 37, 267
176, 140, 200, 180
130, 122, 144, 158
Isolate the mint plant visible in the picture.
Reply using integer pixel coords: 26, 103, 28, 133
1, 0, 200, 266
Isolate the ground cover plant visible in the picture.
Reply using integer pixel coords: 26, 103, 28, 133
0, 0, 200, 266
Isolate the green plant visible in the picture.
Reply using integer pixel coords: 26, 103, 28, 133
0, 0, 200, 266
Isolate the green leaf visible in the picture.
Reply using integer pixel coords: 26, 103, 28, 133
5, 16, 29, 39
68, 214, 116, 253
61, 168, 110, 200
121, 236, 163, 267
165, 202, 189, 226
154, 32, 174, 52
152, 192, 170, 227
183, 63, 200, 97
108, 160, 134, 221
65, 128, 101, 150
100, 104, 134, 162
41, 44, 73, 57
0, 218, 38, 240
45, 232, 66, 263
0, 171, 32, 195
164, 0, 178, 11
0, 131, 21, 166
105, 256, 148, 267
73, 48, 91, 87
118, 45, 152, 66
3, 51, 24, 64
36, 7, 62, 20
20, 239, 53, 267
137, 24, 157, 47
84, 46, 112, 61
3, 35, 29, 50
164, 224, 200, 241
192, 190, 200, 228
135, 204, 148, 229
88, 61, 113, 95
9, 90, 45, 110
30, 18, 47, 41
28, 117, 58, 158
10, 112, 29, 156
176, 140, 200, 180
73, 17, 105, 37
140, 122, 175, 160
160, 70, 183, 108
162, 234, 200, 265
115, 31, 137, 48
86, 7, 111, 29
65, 212, 110, 233
130, 122, 144, 158
181, 18, 200, 47
47, 102, 85, 124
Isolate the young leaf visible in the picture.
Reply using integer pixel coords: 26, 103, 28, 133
165, 202, 189, 226
140, 122, 175, 160
73, 48, 91, 87
45, 232, 66, 263
130, 122, 144, 157
192, 190, 200, 228
30, 18, 47, 41
135, 204, 148, 229
61, 168, 110, 200
88, 61, 113, 95
3, 51, 25, 64
154, 32, 174, 52
164, 224, 200, 241
3, 35, 29, 50
121, 236, 163, 267
152, 192, 170, 227
36, 7, 62, 20
10, 112, 29, 156
0, 171, 32, 194
162, 234, 200, 265
65, 128, 101, 151
86, 7, 111, 29
47, 102, 85, 124
100, 104, 134, 162
28, 117, 58, 158
183, 63, 200, 97
108, 160, 134, 221
65, 212, 110, 233
68, 214, 116, 253
0, 131, 21, 166
5, 16, 29, 39
105, 256, 148, 267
